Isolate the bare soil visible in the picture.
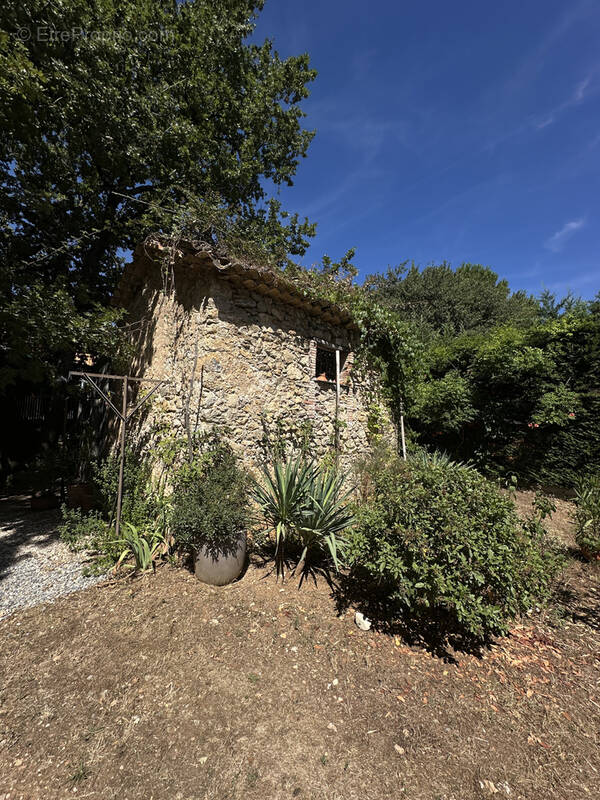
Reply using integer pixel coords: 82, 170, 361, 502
0, 493, 599, 800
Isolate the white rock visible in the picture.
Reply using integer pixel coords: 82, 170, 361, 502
354, 611, 372, 631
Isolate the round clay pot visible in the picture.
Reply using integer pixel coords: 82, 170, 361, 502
30, 493, 59, 511
66, 482, 95, 512
194, 533, 247, 586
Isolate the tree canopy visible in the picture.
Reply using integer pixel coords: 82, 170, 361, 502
367, 262, 539, 339
0, 0, 317, 387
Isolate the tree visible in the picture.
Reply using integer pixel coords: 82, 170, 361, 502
407, 310, 600, 487
0, 0, 317, 386
366, 262, 538, 339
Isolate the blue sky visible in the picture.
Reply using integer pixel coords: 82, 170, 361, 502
253, 0, 600, 299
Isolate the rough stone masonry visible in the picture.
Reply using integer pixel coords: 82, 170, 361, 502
115, 240, 393, 469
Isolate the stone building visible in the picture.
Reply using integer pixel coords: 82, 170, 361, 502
114, 240, 392, 468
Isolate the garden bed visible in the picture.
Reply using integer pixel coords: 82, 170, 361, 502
0, 494, 598, 800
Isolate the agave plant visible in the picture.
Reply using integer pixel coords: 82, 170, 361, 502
114, 522, 169, 573
295, 469, 355, 575
415, 448, 475, 471
251, 458, 317, 575
252, 458, 354, 577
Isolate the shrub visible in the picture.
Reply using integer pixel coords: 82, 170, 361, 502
58, 506, 121, 574
59, 446, 169, 574
574, 473, 600, 559
345, 454, 563, 639
170, 437, 249, 553
251, 458, 317, 573
296, 467, 354, 573
93, 446, 163, 529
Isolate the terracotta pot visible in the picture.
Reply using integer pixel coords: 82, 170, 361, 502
30, 494, 59, 511
194, 533, 246, 586
66, 483, 95, 511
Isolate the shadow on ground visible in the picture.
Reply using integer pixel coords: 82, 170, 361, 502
0, 494, 62, 583
331, 571, 494, 663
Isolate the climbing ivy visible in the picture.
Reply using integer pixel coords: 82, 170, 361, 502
278, 251, 425, 424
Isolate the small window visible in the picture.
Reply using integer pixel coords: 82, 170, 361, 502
315, 346, 347, 382
315, 347, 336, 381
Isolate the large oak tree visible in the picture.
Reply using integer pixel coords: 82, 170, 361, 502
0, 0, 317, 387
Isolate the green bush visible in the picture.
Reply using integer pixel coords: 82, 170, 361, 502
409, 308, 600, 488
574, 473, 600, 559
58, 506, 121, 574
59, 446, 169, 574
170, 436, 249, 553
93, 446, 164, 529
345, 454, 563, 638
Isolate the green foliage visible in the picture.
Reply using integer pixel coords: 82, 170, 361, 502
114, 522, 168, 573
353, 440, 399, 504
148, 192, 316, 274
252, 458, 353, 575
58, 505, 121, 574
170, 436, 249, 552
252, 458, 317, 573
0, 281, 127, 389
531, 386, 581, 427
573, 473, 600, 559
93, 446, 167, 531
364, 263, 599, 488
408, 305, 600, 487
367, 262, 538, 339
296, 468, 355, 572
345, 455, 563, 639
366, 402, 388, 443
59, 446, 168, 573
0, 0, 317, 386
411, 371, 476, 433
58, 506, 108, 552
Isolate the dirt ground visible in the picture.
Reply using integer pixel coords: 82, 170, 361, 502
0, 493, 599, 800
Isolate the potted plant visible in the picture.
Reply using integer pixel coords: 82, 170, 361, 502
171, 438, 249, 585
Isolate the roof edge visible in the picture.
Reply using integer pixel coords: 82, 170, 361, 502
114, 238, 358, 330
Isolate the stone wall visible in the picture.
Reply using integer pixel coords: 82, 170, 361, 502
123, 257, 393, 469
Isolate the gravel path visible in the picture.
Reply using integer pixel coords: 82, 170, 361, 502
0, 495, 106, 621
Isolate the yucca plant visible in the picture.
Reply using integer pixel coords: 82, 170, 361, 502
251, 458, 317, 576
415, 448, 474, 471
114, 522, 169, 573
252, 458, 354, 578
295, 469, 355, 575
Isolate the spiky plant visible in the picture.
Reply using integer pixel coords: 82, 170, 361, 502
295, 469, 355, 575
251, 458, 317, 576
114, 522, 168, 573
252, 458, 354, 578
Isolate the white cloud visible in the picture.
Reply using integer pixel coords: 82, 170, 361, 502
535, 116, 555, 130
574, 74, 592, 101
533, 71, 596, 130
544, 217, 587, 252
